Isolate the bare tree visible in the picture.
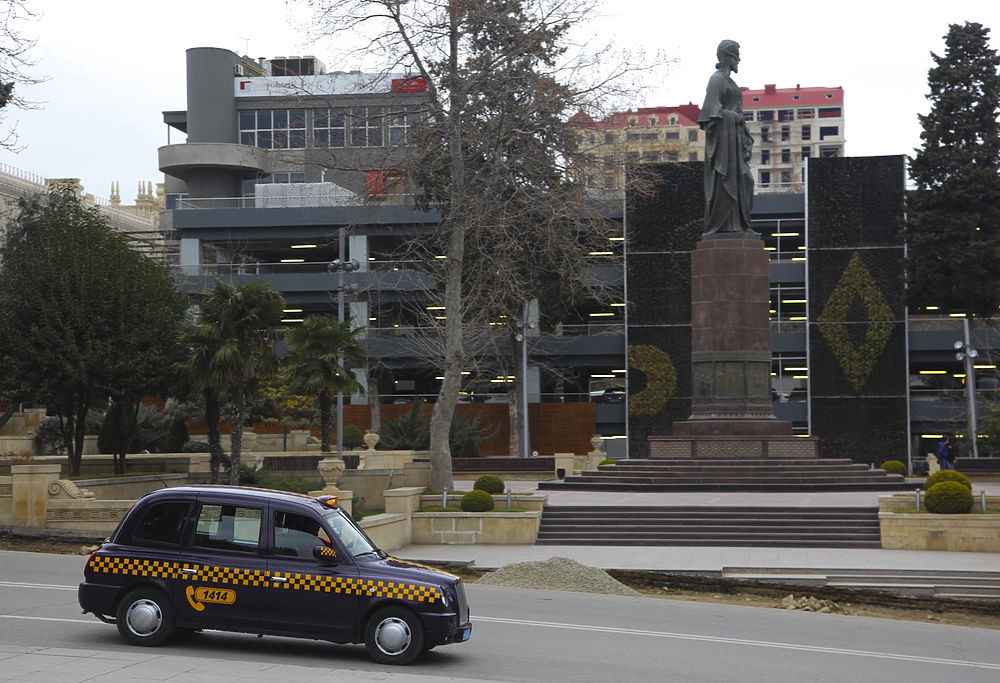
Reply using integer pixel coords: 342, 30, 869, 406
304, 0, 661, 491
0, 0, 39, 150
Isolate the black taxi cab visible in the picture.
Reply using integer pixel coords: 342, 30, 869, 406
78, 486, 471, 665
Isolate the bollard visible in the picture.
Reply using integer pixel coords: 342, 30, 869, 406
506, 488, 513, 511
442, 488, 448, 510
915, 488, 922, 512
982, 490, 988, 513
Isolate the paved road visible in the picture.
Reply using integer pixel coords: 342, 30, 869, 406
1, 550, 999, 682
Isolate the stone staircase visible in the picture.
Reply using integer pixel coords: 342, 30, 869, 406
535, 506, 882, 548
721, 567, 1000, 601
538, 458, 916, 493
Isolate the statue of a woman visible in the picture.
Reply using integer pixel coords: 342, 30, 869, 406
698, 40, 755, 235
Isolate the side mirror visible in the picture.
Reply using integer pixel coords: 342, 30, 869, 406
313, 544, 337, 563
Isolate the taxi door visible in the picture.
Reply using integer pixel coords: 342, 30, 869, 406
264, 505, 360, 642
169, 498, 274, 632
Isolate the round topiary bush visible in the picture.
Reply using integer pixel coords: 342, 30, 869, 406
599, 458, 616, 466
925, 481, 974, 514
473, 475, 505, 495
924, 470, 972, 491
460, 489, 495, 512
880, 460, 906, 475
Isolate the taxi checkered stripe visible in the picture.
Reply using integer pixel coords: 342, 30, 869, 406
88, 556, 441, 604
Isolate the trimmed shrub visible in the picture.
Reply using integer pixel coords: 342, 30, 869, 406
925, 481, 974, 514
343, 424, 364, 449
460, 489, 495, 512
473, 475, 505, 495
599, 458, 616, 466
880, 460, 906, 475
924, 470, 972, 491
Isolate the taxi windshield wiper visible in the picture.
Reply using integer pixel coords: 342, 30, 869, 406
353, 550, 381, 558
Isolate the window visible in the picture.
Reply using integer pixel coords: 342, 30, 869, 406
757, 110, 774, 122
628, 117, 637, 126
819, 126, 839, 140
131, 501, 190, 547
193, 504, 262, 553
797, 108, 815, 119
778, 110, 794, 122
760, 170, 771, 186
270, 57, 317, 76
780, 126, 790, 142
742, 112, 754, 123
801, 125, 811, 141
388, 107, 419, 145
665, 131, 679, 140
270, 171, 306, 184
780, 170, 792, 184
641, 151, 659, 161
322, 509, 376, 557
820, 145, 840, 158
641, 132, 659, 141
604, 132, 617, 144
781, 148, 791, 164
314, 108, 347, 148
604, 174, 617, 190
648, 117, 657, 127
664, 151, 679, 161
349, 106, 384, 147
239, 109, 306, 149
760, 149, 770, 164
273, 511, 331, 559
688, 152, 698, 161
801, 146, 811, 159
669, 116, 677, 125
760, 127, 770, 143
626, 133, 642, 141
818, 107, 841, 118
625, 151, 640, 162
688, 129, 698, 142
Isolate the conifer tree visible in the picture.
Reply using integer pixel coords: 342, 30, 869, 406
908, 22, 1000, 318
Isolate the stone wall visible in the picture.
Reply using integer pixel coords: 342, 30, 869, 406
411, 511, 541, 544
880, 512, 1000, 552
73, 474, 189, 500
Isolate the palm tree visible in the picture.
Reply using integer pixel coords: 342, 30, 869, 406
198, 281, 285, 484
183, 322, 226, 483
285, 315, 366, 453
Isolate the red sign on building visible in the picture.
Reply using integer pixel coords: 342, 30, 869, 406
391, 77, 429, 94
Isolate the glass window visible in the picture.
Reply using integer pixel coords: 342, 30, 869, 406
780, 126, 790, 142
781, 148, 791, 163
760, 170, 771, 185
819, 126, 839, 140
778, 109, 795, 122
797, 108, 815, 119
757, 110, 774, 122
818, 107, 842, 118
801, 125, 811, 141
132, 501, 189, 547
688, 152, 698, 161
239, 111, 255, 131
240, 131, 255, 146
801, 146, 811, 158
257, 110, 272, 129
314, 108, 347, 148
780, 170, 792, 184
760, 149, 770, 164
688, 129, 698, 142
388, 107, 412, 146
760, 127, 770, 143
273, 510, 331, 559
349, 106, 384, 147
193, 504, 262, 553
665, 131, 679, 140
290, 109, 306, 129
604, 132, 616, 144
273, 110, 288, 129
322, 509, 377, 557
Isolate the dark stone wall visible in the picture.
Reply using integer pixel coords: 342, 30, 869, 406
624, 163, 703, 457
807, 156, 908, 464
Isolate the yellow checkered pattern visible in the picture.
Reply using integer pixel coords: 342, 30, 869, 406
88, 556, 441, 605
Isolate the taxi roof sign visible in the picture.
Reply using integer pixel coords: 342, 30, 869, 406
316, 495, 338, 508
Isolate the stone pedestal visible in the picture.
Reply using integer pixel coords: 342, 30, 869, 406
672, 235, 791, 437
11, 464, 60, 527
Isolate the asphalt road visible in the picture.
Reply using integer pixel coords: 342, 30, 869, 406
1, 550, 1000, 682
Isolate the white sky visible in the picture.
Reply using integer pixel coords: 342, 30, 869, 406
0, 0, 998, 203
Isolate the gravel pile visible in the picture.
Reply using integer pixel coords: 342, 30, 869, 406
780, 594, 850, 614
479, 557, 638, 596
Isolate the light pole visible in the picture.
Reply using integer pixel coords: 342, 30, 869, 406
328, 226, 360, 455
514, 301, 534, 458
954, 318, 980, 459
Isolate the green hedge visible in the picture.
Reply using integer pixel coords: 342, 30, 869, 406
924, 470, 971, 491
460, 489, 495, 512
599, 458, 616, 466
473, 475, 505, 495
925, 481, 974, 514
880, 460, 906, 475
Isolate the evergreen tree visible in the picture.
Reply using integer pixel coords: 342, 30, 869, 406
908, 22, 1000, 318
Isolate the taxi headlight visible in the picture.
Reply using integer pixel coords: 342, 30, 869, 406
439, 587, 450, 608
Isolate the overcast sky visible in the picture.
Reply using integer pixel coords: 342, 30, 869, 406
1, 0, 998, 203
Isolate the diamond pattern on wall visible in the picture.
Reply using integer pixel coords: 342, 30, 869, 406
816, 252, 894, 393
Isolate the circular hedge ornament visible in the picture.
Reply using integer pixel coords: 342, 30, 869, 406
627, 345, 677, 418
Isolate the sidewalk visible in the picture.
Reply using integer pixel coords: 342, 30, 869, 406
394, 543, 1000, 573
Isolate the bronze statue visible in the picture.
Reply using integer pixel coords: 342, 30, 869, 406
698, 40, 755, 235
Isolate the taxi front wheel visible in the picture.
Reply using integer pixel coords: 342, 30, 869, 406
364, 606, 425, 665
115, 588, 176, 647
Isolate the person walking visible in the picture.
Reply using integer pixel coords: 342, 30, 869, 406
936, 434, 953, 470
947, 434, 961, 471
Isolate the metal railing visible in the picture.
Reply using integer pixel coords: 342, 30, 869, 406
174, 193, 418, 210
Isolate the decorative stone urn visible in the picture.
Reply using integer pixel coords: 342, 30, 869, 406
363, 431, 380, 452
317, 456, 346, 490
926, 454, 940, 476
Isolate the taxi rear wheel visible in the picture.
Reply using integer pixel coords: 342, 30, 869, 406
364, 606, 424, 665
115, 588, 175, 647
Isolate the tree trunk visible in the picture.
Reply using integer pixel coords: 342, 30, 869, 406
428, 5, 467, 493
229, 399, 244, 485
0, 404, 18, 432
368, 366, 381, 434
70, 393, 89, 477
319, 390, 332, 453
204, 387, 223, 484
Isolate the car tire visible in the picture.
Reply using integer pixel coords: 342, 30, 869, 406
115, 588, 175, 647
364, 606, 425, 665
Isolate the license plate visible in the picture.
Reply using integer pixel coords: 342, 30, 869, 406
458, 626, 472, 642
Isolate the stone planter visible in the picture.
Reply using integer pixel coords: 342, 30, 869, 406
880, 512, 1000, 552
363, 431, 380, 451
411, 511, 541, 544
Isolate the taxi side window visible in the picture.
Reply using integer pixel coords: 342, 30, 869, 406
193, 504, 262, 554
132, 501, 190, 548
272, 510, 330, 559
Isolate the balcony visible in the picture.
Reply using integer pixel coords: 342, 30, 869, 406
158, 143, 270, 178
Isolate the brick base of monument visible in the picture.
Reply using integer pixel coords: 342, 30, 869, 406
648, 436, 818, 459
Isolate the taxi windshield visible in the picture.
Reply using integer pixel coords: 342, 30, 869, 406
323, 508, 379, 557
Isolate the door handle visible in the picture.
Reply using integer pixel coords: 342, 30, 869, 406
181, 568, 197, 574
271, 576, 287, 583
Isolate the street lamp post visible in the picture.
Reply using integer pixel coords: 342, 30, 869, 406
328, 226, 360, 455
954, 319, 980, 459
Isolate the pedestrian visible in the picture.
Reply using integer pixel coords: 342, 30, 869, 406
936, 434, 953, 470
947, 434, 961, 471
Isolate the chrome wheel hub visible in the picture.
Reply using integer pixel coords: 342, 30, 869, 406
125, 599, 162, 637
374, 617, 411, 656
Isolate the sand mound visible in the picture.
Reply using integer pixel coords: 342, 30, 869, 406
479, 556, 638, 596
